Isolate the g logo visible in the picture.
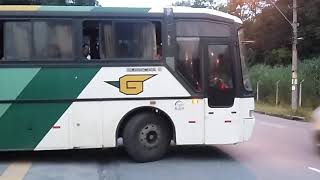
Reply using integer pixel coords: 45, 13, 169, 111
106, 74, 156, 95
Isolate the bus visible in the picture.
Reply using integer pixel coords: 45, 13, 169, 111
0, 5, 255, 162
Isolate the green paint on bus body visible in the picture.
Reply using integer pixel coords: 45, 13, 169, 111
0, 68, 100, 150
0, 68, 40, 101
92, 7, 151, 13
0, 104, 10, 119
39, 6, 95, 12
16, 68, 99, 100
0, 103, 70, 150
0, 68, 40, 117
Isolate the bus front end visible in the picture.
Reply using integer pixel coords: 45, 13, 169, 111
238, 28, 255, 142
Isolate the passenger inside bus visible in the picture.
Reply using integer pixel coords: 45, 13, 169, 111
82, 43, 91, 60
83, 21, 100, 59
82, 21, 162, 60
118, 42, 129, 58
155, 45, 162, 60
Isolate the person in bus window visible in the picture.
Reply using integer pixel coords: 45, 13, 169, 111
209, 54, 232, 91
82, 43, 91, 60
118, 42, 129, 58
48, 44, 61, 58
155, 45, 162, 60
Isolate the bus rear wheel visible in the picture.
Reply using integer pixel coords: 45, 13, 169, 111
123, 112, 170, 162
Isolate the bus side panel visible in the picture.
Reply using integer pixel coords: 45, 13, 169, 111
0, 103, 70, 151
0, 67, 100, 151
204, 98, 242, 145
37, 99, 205, 150
238, 98, 255, 141
100, 99, 205, 148
36, 66, 204, 149
1, 66, 204, 150
35, 104, 71, 150
36, 102, 104, 150
72, 66, 203, 147
204, 98, 255, 145
70, 102, 103, 148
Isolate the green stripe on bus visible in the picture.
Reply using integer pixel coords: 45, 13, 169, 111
0, 68, 100, 150
0, 68, 40, 101
0, 104, 10, 119
17, 68, 99, 100
0, 103, 70, 150
39, 6, 94, 12
92, 7, 151, 13
0, 68, 40, 118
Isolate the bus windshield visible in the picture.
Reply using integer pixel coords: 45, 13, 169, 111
238, 28, 253, 92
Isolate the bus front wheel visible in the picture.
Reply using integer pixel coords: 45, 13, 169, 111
123, 112, 170, 162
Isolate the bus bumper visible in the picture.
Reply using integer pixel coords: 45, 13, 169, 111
243, 117, 255, 141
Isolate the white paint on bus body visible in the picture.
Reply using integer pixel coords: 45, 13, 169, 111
95, 2, 243, 24
35, 66, 254, 150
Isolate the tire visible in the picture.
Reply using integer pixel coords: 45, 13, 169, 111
123, 112, 171, 162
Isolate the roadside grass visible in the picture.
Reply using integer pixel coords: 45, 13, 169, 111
255, 103, 313, 121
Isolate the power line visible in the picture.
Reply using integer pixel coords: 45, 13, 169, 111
267, 0, 293, 27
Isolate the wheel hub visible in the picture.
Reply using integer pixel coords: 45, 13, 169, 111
139, 124, 160, 148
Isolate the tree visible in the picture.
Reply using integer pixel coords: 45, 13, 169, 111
245, 0, 320, 64
298, 0, 320, 58
227, 0, 270, 21
174, 0, 228, 12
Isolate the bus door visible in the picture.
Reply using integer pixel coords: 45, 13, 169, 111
202, 39, 240, 144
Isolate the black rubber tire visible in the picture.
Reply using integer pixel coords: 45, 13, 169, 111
123, 112, 171, 162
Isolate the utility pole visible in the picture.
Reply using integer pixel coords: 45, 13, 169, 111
291, 0, 298, 112
268, 0, 299, 111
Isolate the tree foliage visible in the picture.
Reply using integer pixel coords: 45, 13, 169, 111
174, 0, 227, 12
227, 0, 269, 20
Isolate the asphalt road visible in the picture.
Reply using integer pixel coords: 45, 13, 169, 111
0, 113, 319, 180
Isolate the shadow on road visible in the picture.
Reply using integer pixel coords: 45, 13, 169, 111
168, 145, 235, 160
0, 146, 256, 180
0, 146, 236, 162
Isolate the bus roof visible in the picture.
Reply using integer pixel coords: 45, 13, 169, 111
0, 5, 242, 24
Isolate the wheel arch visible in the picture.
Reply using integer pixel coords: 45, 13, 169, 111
116, 106, 176, 145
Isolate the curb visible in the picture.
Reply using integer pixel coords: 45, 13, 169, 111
255, 111, 306, 121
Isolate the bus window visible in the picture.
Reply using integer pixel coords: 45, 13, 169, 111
4, 22, 32, 60
176, 21, 231, 37
114, 22, 157, 59
238, 29, 253, 92
176, 37, 201, 92
1, 20, 73, 61
207, 44, 234, 107
83, 21, 100, 60
99, 21, 113, 59
33, 21, 73, 59
84, 21, 162, 60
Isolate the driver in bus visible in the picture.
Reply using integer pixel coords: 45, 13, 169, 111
209, 54, 232, 91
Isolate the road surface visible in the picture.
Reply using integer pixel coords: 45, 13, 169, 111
0, 113, 319, 180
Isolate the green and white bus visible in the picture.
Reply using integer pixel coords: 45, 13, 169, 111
0, 5, 255, 162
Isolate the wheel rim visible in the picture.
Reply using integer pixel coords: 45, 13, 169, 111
139, 124, 161, 149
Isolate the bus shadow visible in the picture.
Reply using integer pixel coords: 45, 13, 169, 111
0, 146, 256, 180
0, 145, 233, 162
